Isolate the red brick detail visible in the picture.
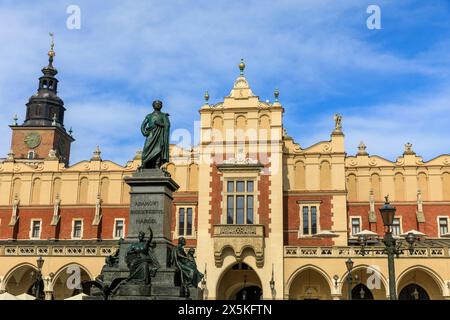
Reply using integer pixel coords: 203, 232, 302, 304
10, 127, 72, 164
283, 194, 334, 246
171, 192, 199, 246
258, 168, 271, 236
208, 164, 223, 235
348, 203, 450, 238
0, 207, 129, 240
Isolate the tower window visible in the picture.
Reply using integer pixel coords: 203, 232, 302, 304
27, 150, 35, 159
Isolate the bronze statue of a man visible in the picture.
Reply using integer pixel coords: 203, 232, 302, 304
140, 100, 170, 169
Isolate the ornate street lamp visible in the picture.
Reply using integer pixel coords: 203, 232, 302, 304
269, 264, 275, 299
35, 256, 44, 300
379, 195, 398, 300
345, 258, 354, 300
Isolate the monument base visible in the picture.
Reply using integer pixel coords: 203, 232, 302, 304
83, 168, 202, 300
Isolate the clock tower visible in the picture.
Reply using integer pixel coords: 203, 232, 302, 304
10, 35, 74, 165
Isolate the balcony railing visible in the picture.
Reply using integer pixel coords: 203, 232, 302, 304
284, 246, 450, 258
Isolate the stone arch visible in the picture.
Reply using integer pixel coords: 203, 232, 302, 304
3, 263, 39, 296
188, 163, 198, 191
216, 262, 263, 300
397, 265, 445, 299
340, 264, 388, 300
320, 161, 331, 190
287, 265, 333, 300
52, 178, 62, 203
294, 161, 305, 190
99, 177, 110, 203
31, 178, 42, 205
51, 263, 93, 300
394, 172, 405, 201
417, 172, 429, 200
78, 177, 89, 204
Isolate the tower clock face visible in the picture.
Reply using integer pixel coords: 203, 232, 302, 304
24, 132, 42, 148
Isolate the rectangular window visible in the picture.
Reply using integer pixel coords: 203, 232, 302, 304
178, 208, 185, 236
247, 195, 254, 224
186, 208, 193, 236
31, 220, 41, 239
114, 220, 124, 238
351, 218, 361, 236
311, 206, 317, 235
439, 218, 448, 236
225, 179, 255, 225
73, 220, 82, 238
392, 218, 401, 236
178, 207, 195, 237
227, 196, 234, 224
303, 207, 309, 235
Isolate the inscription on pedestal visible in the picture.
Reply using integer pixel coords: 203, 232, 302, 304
129, 195, 167, 239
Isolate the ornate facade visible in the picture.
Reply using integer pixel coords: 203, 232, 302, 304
0, 51, 449, 300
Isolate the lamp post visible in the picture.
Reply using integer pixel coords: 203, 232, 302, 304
35, 256, 44, 300
379, 196, 398, 300
269, 264, 275, 299
345, 258, 354, 300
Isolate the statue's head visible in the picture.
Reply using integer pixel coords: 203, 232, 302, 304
152, 100, 163, 111
178, 237, 186, 246
138, 231, 145, 241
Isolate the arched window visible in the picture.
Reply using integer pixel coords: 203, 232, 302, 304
320, 161, 331, 190
121, 181, 131, 204
399, 284, 429, 300
100, 177, 110, 203
394, 173, 405, 201
11, 178, 22, 204
294, 161, 305, 190
418, 172, 428, 200
347, 174, 357, 201
188, 163, 199, 191
442, 172, 450, 200
52, 178, 61, 203
370, 173, 381, 201
31, 178, 41, 205
78, 177, 89, 204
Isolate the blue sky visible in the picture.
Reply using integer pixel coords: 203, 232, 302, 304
1, 0, 450, 165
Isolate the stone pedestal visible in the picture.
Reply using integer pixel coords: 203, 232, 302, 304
84, 169, 200, 300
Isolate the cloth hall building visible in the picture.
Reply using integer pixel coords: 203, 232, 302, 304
1, 49, 450, 300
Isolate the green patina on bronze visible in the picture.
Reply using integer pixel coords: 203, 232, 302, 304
125, 230, 160, 285
140, 100, 170, 169
171, 237, 204, 297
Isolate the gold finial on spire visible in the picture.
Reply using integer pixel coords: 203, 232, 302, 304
239, 58, 245, 75
48, 32, 55, 58
204, 90, 210, 102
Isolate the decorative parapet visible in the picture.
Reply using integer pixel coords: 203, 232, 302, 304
284, 246, 450, 258
0, 242, 117, 257
213, 224, 264, 268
